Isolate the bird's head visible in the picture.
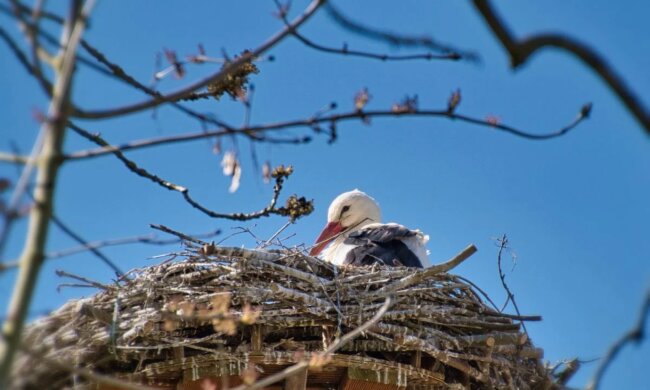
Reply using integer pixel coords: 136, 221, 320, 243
309, 189, 381, 256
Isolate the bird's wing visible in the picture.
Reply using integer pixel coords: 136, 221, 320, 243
343, 223, 424, 268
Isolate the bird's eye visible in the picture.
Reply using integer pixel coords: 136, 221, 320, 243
340, 205, 350, 216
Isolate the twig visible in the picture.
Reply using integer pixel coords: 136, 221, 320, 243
370, 244, 477, 296
149, 224, 208, 245
324, 2, 475, 60
78, 41, 235, 128
587, 288, 650, 390
272, 0, 459, 62
71, 0, 324, 120
495, 234, 527, 335
65, 104, 591, 162
50, 214, 124, 276
229, 296, 392, 390
0, 1, 96, 384
0, 229, 220, 273
68, 123, 308, 221
471, 0, 650, 136
55, 269, 112, 291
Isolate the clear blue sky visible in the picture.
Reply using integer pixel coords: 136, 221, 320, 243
1, 1, 649, 388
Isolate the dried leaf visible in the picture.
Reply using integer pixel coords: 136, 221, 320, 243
354, 87, 370, 111
240, 303, 261, 325
210, 293, 231, 315
262, 161, 271, 184
240, 364, 259, 385
447, 89, 461, 113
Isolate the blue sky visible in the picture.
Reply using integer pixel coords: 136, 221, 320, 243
1, 1, 649, 388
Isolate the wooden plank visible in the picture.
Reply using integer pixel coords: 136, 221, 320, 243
283, 367, 308, 390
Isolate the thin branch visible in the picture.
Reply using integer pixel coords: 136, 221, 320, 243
0, 26, 52, 95
229, 296, 392, 390
471, 0, 650, 136
324, 2, 477, 60
587, 288, 650, 390
78, 41, 235, 128
272, 0, 459, 62
68, 123, 310, 221
0, 152, 30, 165
50, 214, 124, 276
71, 0, 324, 120
495, 234, 527, 335
55, 269, 112, 291
0, 0, 95, 384
65, 103, 591, 162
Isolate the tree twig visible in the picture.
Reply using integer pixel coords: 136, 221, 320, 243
587, 288, 650, 390
68, 123, 310, 221
471, 0, 650, 136
64, 103, 591, 162
70, 0, 324, 120
324, 2, 476, 60
495, 234, 527, 335
272, 0, 459, 62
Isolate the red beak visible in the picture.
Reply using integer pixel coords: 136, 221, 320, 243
309, 221, 344, 256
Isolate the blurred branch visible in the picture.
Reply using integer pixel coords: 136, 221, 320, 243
0, 152, 30, 165
65, 102, 591, 162
230, 296, 393, 390
0, 26, 52, 95
273, 0, 460, 62
325, 2, 476, 60
70, 0, 324, 120
68, 123, 313, 221
587, 288, 650, 390
472, 0, 650, 136
0, 0, 95, 385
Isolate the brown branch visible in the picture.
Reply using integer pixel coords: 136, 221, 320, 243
472, 0, 650, 136
495, 234, 527, 335
587, 288, 650, 390
78, 41, 235, 128
0, 26, 52, 95
69, 123, 310, 221
50, 214, 124, 276
324, 2, 476, 60
64, 103, 591, 162
70, 0, 324, 120
0, 0, 95, 384
273, 0, 459, 62
229, 296, 392, 390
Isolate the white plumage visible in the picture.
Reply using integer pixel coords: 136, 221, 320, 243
310, 190, 430, 267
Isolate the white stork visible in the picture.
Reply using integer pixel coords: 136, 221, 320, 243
309, 190, 430, 267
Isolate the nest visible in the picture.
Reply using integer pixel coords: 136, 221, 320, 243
12, 244, 557, 390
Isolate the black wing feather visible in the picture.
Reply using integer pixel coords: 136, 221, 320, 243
343, 225, 423, 268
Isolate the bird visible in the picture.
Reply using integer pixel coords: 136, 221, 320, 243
309, 189, 430, 268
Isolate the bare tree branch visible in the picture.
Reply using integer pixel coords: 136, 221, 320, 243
496, 234, 527, 335
70, 0, 324, 120
68, 123, 313, 221
471, 0, 650, 136
0, 0, 96, 384
587, 288, 650, 390
273, 0, 460, 62
324, 2, 476, 60
64, 103, 591, 162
